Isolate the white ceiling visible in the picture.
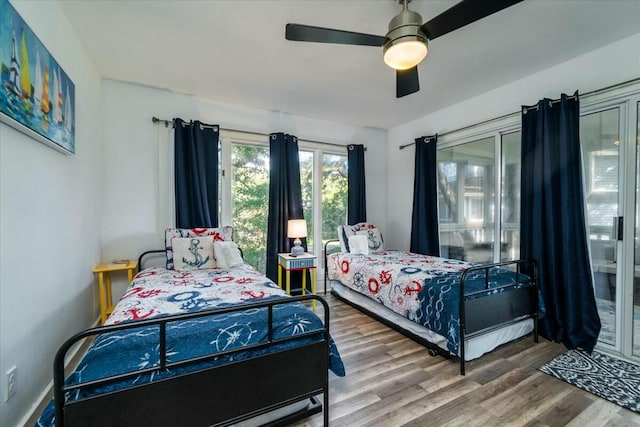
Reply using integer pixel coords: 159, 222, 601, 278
58, 0, 640, 130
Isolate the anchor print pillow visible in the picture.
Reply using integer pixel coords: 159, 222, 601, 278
165, 227, 233, 269
355, 228, 385, 253
172, 236, 217, 271
339, 222, 380, 252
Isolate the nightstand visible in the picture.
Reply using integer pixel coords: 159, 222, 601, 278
92, 260, 138, 325
278, 252, 317, 309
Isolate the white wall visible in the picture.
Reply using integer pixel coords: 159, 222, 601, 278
385, 33, 640, 251
0, 1, 102, 426
100, 79, 388, 296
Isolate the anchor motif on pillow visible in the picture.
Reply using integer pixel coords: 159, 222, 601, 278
182, 238, 211, 267
366, 229, 382, 251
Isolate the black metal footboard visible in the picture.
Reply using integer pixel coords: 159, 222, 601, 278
459, 259, 539, 375
53, 295, 330, 427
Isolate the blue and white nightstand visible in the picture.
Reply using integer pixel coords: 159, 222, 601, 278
277, 252, 317, 309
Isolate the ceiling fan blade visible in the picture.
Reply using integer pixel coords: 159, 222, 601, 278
421, 0, 524, 40
286, 24, 386, 47
396, 67, 420, 98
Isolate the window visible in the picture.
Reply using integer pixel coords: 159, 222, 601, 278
300, 151, 314, 250
321, 154, 348, 244
501, 131, 521, 260
436, 132, 520, 263
437, 136, 496, 263
220, 133, 347, 273
229, 143, 269, 272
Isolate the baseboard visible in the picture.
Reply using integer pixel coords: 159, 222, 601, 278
19, 316, 100, 427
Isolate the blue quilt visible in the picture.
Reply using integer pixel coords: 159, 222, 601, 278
36, 264, 345, 427
415, 266, 530, 355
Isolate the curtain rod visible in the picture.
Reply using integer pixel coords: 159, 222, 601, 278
151, 116, 366, 151
521, 90, 579, 114
398, 77, 640, 150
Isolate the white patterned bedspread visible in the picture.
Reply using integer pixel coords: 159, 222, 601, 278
107, 263, 286, 324
327, 250, 471, 322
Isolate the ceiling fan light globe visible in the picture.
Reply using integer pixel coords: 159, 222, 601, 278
383, 40, 428, 70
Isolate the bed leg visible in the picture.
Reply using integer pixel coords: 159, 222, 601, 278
324, 390, 329, 426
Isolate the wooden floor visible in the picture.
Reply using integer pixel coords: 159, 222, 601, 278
294, 294, 640, 427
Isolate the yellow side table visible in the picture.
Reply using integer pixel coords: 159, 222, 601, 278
92, 260, 138, 324
277, 253, 317, 309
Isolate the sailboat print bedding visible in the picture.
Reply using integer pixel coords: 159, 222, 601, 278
37, 263, 345, 427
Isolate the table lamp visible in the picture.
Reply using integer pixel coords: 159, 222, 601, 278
288, 219, 307, 257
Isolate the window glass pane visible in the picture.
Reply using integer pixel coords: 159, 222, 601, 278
634, 101, 640, 357
322, 154, 347, 246
437, 136, 496, 263
299, 151, 314, 252
231, 144, 269, 273
580, 107, 620, 347
501, 131, 521, 261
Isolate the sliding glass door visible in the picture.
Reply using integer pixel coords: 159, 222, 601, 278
432, 86, 640, 362
436, 132, 520, 263
582, 94, 640, 362
581, 107, 621, 348
437, 136, 496, 263
634, 101, 640, 358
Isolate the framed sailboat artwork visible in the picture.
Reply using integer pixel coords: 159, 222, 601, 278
0, 0, 75, 154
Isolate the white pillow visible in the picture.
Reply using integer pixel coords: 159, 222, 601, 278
213, 241, 244, 269
347, 235, 369, 255
172, 236, 216, 270
356, 228, 385, 253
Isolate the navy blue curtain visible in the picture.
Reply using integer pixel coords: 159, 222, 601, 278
520, 92, 601, 352
410, 135, 440, 255
174, 118, 219, 228
265, 133, 307, 286
348, 144, 366, 224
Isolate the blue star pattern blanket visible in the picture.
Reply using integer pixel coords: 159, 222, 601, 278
328, 250, 529, 356
36, 264, 345, 427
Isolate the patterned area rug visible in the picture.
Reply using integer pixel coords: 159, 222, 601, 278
539, 349, 640, 413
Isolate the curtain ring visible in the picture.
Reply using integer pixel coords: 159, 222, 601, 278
423, 137, 430, 143
348, 144, 355, 150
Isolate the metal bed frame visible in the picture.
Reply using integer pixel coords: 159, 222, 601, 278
52, 250, 331, 427
324, 240, 539, 375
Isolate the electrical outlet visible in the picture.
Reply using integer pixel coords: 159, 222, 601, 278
5, 366, 17, 401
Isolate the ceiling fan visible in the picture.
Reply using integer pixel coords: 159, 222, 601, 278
285, 0, 524, 98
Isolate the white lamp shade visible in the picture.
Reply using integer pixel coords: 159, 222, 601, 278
383, 40, 428, 70
287, 219, 307, 238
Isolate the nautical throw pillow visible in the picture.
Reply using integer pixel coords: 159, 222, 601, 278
341, 223, 382, 252
356, 228, 384, 253
348, 235, 369, 255
213, 241, 244, 269
172, 236, 216, 271
165, 226, 233, 269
